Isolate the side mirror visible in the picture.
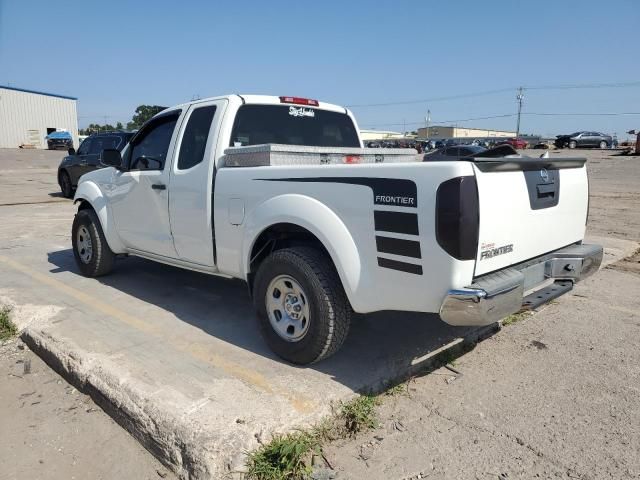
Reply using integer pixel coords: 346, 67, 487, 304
101, 149, 123, 169
68, 147, 76, 156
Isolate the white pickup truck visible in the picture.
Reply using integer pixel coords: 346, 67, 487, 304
72, 94, 602, 364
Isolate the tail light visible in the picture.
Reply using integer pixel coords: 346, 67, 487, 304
279, 96, 319, 106
344, 155, 361, 164
436, 176, 479, 260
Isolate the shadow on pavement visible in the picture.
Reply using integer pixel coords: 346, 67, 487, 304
47, 248, 495, 393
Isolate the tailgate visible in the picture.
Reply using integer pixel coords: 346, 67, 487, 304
472, 157, 588, 276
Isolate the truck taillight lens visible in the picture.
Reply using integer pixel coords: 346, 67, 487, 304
279, 96, 319, 106
436, 176, 479, 261
344, 155, 361, 164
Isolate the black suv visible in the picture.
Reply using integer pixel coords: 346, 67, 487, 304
554, 131, 612, 149
57, 132, 134, 198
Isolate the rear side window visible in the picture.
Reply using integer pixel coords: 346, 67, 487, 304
88, 136, 121, 154
230, 105, 360, 148
178, 105, 217, 170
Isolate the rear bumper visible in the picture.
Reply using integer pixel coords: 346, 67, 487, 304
439, 243, 603, 326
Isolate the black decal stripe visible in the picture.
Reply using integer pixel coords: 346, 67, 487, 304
259, 177, 417, 208
376, 236, 421, 258
374, 210, 419, 235
377, 257, 423, 275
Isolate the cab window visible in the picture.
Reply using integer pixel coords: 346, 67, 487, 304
127, 112, 181, 171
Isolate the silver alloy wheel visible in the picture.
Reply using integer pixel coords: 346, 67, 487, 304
599, 141, 607, 149
265, 274, 311, 342
76, 225, 93, 264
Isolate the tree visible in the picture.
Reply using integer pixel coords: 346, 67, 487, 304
127, 105, 166, 130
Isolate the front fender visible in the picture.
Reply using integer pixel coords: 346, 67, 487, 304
242, 194, 363, 310
74, 181, 126, 254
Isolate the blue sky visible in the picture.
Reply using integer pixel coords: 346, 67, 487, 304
1, 0, 639, 137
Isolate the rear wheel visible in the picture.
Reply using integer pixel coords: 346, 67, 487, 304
72, 209, 115, 277
253, 246, 352, 365
599, 141, 607, 149
59, 171, 73, 198
569, 140, 577, 149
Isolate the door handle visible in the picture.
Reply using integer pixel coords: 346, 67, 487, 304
151, 183, 166, 190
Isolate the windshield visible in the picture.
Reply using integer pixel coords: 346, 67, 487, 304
230, 104, 360, 148
47, 131, 71, 139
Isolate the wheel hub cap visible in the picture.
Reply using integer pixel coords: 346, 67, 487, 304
76, 226, 93, 264
265, 275, 310, 342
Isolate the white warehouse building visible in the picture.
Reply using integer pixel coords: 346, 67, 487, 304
0, 85, 79, 149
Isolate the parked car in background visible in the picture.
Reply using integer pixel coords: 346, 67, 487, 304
57, 131, 134, 198
423, 145, 487, 161
46, 131, 73, 150
498, 138, 528, 149
422, 140, 436, 151
554, 131, 612, 149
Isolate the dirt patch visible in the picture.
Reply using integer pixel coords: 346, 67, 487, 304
606, 247, 640, 276
0, 337, 174, 480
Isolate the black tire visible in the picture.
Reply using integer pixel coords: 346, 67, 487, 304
253, 246, 352, 365
59, 171, 74, 198
72, 209, 115, 277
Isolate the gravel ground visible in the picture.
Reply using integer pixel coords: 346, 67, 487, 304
0, 337, 175, 480
0, 147, 638, 479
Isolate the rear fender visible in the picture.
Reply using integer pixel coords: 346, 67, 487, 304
242, 194, 362, 310
73, 181, 126, 253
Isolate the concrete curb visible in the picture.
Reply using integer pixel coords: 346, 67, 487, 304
21, 328, 217, 480
15, 236, 633, 480
20, 320, 500, 480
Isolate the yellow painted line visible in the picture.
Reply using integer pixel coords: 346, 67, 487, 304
0, 254, 315, 412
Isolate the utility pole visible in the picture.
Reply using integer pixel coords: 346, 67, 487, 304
516, 87, 524, 138
425, 109, 431, 139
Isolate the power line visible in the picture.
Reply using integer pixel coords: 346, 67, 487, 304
525, 81, 640, 90
348, 80, 640, 109
346, 88, 514, 108
362, 113, 516, 128
360, 111, 640, 129
526, 111, 640, 116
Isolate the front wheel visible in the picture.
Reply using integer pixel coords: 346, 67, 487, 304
72, 209, 115, 277
59, 171, 73, 198
569, 140, 577, 149
253, 247, 352, 365
599, 141, 608, 149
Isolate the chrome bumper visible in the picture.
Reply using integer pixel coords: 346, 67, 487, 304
439, 243, 603, 326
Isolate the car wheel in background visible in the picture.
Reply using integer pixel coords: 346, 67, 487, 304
59, 171, 74, 198
253, 246, 352, 365
72, 209, 115, 277
599, 141, 607, 149
569, 140, 577, 149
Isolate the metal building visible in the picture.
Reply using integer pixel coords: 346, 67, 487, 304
416, 125, 515, 140
0, 85, 79, 149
